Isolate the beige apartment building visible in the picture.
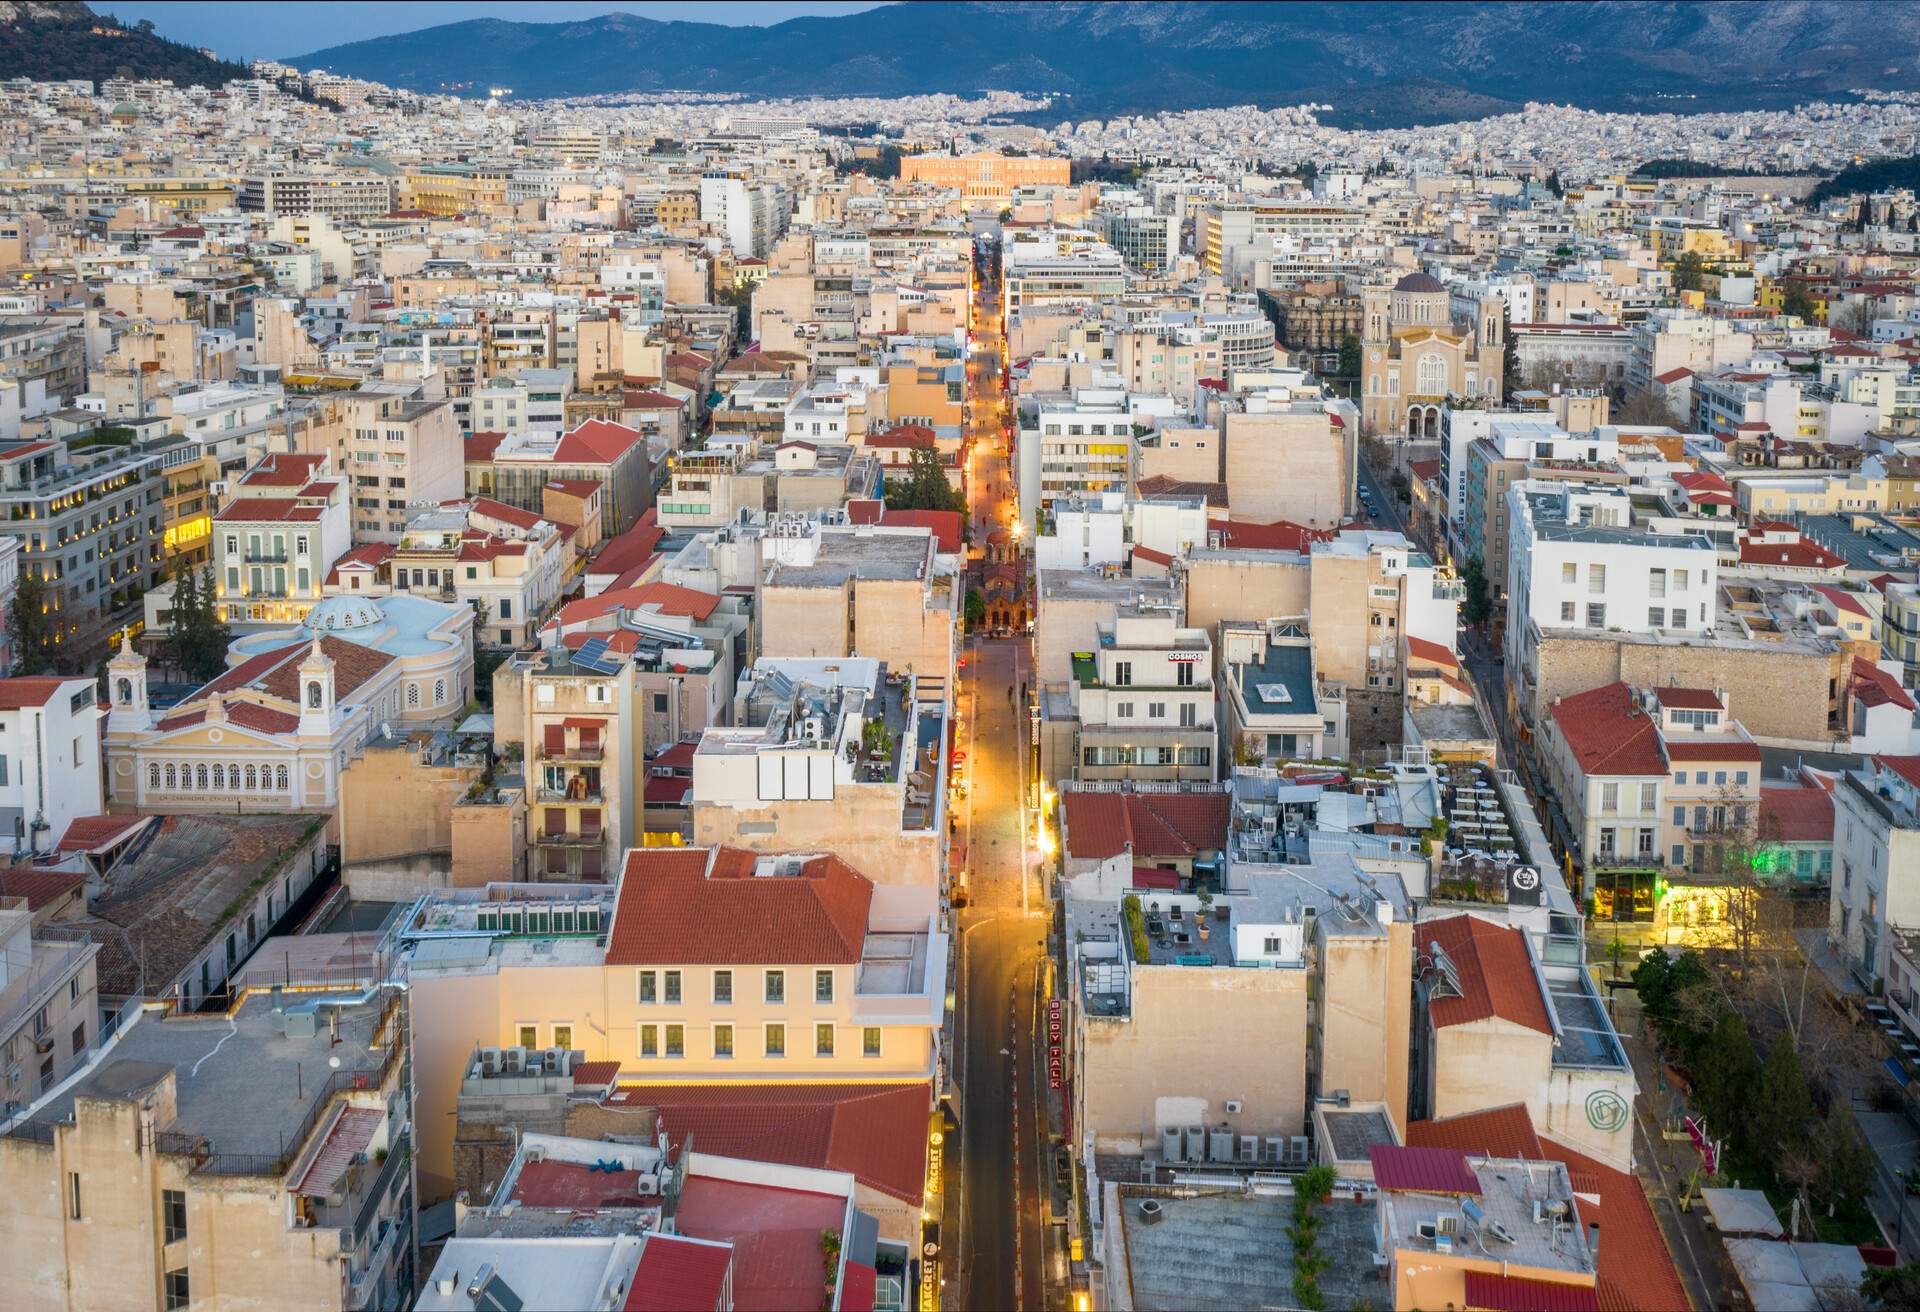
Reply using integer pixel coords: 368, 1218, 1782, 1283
0, 985, 413, 1312
1068, 861, 1412, 1159
0, 895, 100, 1110
399, 855, 947, 1198
292, 387, 462, 543
491, 647, 643, 882
690, 658, 949, 920
758, 520, 960, 699
1221, 397, 1354, 527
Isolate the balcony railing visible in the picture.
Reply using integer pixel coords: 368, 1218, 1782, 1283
536, 829, 604, 847
537, 788, 604, 806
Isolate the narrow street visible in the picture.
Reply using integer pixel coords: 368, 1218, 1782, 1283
953, 233, 1050, 1312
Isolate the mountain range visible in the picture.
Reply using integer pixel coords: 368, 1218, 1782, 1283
282, 1, 1920, 127
0, 1, 248, 91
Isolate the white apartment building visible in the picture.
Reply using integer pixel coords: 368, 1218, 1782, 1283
1019, 390, 1143, 526
1626, 310, 1755, 396
1831, 756, 1920, 992
1069, 609, 1217, 783
1033, 491, 1209, 571
339, 391, 462, 542
470, 369, 572, 434
699, 173, 786, 258
1504, 481, 1719, 673
0, 675, 103, 857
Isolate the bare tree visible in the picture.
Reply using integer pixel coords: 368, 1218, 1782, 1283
1832, 298, 1877, 337
1614, 387, 1683, 429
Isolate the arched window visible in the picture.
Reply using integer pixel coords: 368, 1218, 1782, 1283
245, 764, 258, 790
230, 763, 240, 791
276, 764, 289, 791
308, 681, 323, 709
147, 763, 160, 790
117, 677, 132, 704
1416, 352, 1448, 396
195, 764, 208, 790
164, 764, 177, 790
407, 683, 420, 707
211, 765, 224, 790
433, 678, 446, 705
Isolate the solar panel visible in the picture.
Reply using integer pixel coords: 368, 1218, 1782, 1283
572, 637, 621, 674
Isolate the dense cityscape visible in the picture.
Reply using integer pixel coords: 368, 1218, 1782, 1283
7, 1, 1920, 1309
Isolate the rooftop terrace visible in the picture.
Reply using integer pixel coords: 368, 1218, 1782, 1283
1117, 1187, 1382, 1311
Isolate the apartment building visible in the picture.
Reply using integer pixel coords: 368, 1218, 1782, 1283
656, 442, 877, 533
1831, 755, 1920, 992
401, 165, 508, 217
491, 646, 643, 882
691, 658, 948, 918
758, 517, 960, 699
399, 857, 945, 1195
382, 499, 568, 648
316, 390, 463, 543
1066, 857, 1411, 1158
1221, 395, 1353, 527
1033, 490, 1210, 571
1219, 618, 1338, 765
481, 420, 651, 536
1457, 419, 1625, 604
0, 985, 415, 1312
214, 452, 351, 628
1066, 608, 1217, 784
0, 893, 99, 1109
1020, 390, 1140, 520
1505, 482, 1719, 675
0, 675, 104, 858
237, 171, 395, 220
699, 173, 786, 258
1198, 200, 1367, 276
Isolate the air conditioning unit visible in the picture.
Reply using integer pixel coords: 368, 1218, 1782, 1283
504, 1049, 525, 1074
1238, 1135, 1258, 1164
1224, 1099, 1243, 1114
1161, 1127, 1185, 1163
525, 1145, 545, 1164
1184, 1126, 1207, 1163
1285, 1136, 1312, 1168
1208, 1129, 1234, 1163
1263, 1137, 1286, 1165
479, 1047, 501, 1076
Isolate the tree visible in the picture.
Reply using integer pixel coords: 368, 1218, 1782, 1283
1670, 249, 1708, 294
1782, 282, 1818, 322
1862, 1262, 1920, 1311
1459, 555, 1493, 629
964, 588, 986, 630
1336, 333, 1361, 381
1545, 169, 1564, 198
7, 570, 54, 675
1614, 387, 1682, 429
1501, 309, 1521, 398
1834, 298, 1877, 336
714, 281, 753, 342
168, 564, 230, 683
1692, 1011, 1760, 1134
1753, 1038, 1815, 1168
884, 446, 965, 515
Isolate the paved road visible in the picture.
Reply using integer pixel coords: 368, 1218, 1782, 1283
954, 238, 1049, 1312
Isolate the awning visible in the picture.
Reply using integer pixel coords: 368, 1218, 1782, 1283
561, 716, 606, 729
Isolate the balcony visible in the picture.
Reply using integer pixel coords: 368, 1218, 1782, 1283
542, 741, 603, 764
537, 787, 604, 806
535, 828, 604, 848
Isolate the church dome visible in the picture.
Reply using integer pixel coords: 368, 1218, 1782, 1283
302, 595, 384, 633
1393, 271, 1445, 294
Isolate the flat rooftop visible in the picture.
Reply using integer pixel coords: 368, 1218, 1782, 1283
14, 985, 394, 1165
1040, 568, 1177, 603
764, 529, 931, 587
1383, 1157, 1595, 1280
1319, 1106, 1399, 1164
1118, 1187, 1383, 1310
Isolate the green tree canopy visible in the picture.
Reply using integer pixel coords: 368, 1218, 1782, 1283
1781, 282, 1818, 321
1459, 556, 1493, 629
964, 588, 986, 629
8, 570, 54, 675
884, 445, 965, 515
168, 564, 231, 684
1670, 249, 1709, 294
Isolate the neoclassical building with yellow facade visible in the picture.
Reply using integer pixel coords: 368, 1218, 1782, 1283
1360, 272, 1506, 438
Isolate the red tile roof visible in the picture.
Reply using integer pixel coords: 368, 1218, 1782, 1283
215, 496, 323, 523
1661, 738, 1761, 762
1652, 367, 1695, 385
1422, 915, 1554, 1036
1409, 1105, 1691, 1312
881, 509, 963, 554
1369, 1144, 1482, 1195
869, 423, 937, 449
325, 542, 392, 585
1738, 537, 1847, 571
465, 496, 547, 532
1851, 657, 1916, 712
557, 418, 646, 465
1131, 545, 1173, 567
0, 865, 87, 909
292, 1106, 382, 1198
1409, 459, 1442, 482
1406, 635, 1458, 669
1462, 1272, 1599, 1312
1549, 683, 1666, 777
55, 814, 153, 854
237, 452, 328, 487
607, 847, 872, 965
1761, 783, 1835, 843
592, 510, 664, 577
1651, 687, 1721, 710
511, 1157, 658, 1210
845, 498, 884, 525
1059, 789, 1232, 861
1881, 755, 1920, 793
0, 677, 77, 709
609, 1081, 931, 1202
1815, 585, 1871, 619
1206, 517, 1332, 551
465, 431, 507, 463
672, 1174, 843, 1312
626, 1235, 733, 1312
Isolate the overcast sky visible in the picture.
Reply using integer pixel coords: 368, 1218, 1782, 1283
99, 2, 889, 62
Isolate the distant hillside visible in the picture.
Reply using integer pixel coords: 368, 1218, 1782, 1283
0, 1, 249, 90
1633, 159, 1807, 179
288, 1, 1920, 126
1810, 155, 1920, 204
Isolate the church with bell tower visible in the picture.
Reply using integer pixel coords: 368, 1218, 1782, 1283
1360, 271, 1506, 439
